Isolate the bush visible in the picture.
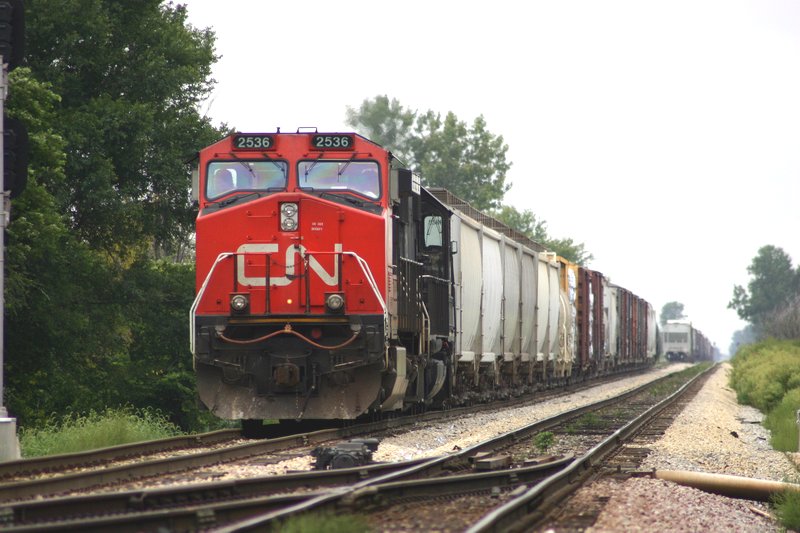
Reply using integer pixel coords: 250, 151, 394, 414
19, 406, 182, 457
729, 339, 800, 412
764, 388, 800, 451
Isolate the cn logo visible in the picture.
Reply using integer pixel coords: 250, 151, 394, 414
235, 243, 342, 287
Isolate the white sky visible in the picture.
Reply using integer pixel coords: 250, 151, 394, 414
182, 0, 800, 355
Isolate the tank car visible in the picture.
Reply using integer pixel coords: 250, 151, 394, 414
190, 130, 660, 429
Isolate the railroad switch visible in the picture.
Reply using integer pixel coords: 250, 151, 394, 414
311, 438, 380, 470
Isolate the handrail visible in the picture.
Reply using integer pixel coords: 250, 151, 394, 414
189, 252, 234, 363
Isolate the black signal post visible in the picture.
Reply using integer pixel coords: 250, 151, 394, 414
0, 0, 24, 462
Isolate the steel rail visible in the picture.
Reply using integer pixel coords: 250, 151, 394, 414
0, 429, 342, 501
192, 367, 702, 531
0, 428, 240, 481
0, 364, 682, 528
0, 459, 432, 531
0, 376, 588, 503
466, 363, 717, 532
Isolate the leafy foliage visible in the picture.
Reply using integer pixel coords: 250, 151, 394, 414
763, 388, 800, 451
5, 1, 224, 432
411, 111, 511, 211
492, 205, 549, 243
24, 0, 221, 254
345, 95, 415, 163
729, 339, 800, 413
545, 236, 594, 266
729, 245, 800, 327
761, 293, 800, 341
347, 95, 511, 211
493, 204, 593, 265
730, 339, 800, 453
348, 96, 592, 262
659, 301, 685, 325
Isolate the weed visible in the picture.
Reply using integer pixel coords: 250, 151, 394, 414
773, 488, 800, 531
533, 431, 555, 452
19, 406, 182, 457
764, 388, 800, 451
577, 412, 602, 428
277, 512, 370, 533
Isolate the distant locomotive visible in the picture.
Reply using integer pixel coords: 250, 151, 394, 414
190, 131, 662, 432
661, 320, 713, 362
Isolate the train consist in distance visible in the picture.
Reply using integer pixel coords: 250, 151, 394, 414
191, 130, 675, 431
661, 320, 713, 362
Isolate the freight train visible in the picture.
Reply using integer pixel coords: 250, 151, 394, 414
661, 320, 713, 362
190, 130, 659, 434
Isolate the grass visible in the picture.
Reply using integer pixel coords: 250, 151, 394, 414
533, 431, 554, 452
19, 406, 183, 457
648, 362, 710, 398
774, 489, 800, 530
764, 387, 800, 451
729, 341, 800, 452
277, 512, 370, 533
577, 412, 601, 428
728, 340, 800, 531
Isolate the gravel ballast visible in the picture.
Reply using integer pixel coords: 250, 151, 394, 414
581, 362, 798, 533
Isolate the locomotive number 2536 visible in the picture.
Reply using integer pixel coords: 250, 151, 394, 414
233, 135, 274, 150
312, 134, 353, 149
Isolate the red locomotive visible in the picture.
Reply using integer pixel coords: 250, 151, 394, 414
191, 131, 452, 431
191, 130, 660, 433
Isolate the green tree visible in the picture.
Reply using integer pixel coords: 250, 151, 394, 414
729, 245, 800, 327
5, 69, 129, 424
660, 301, 686, 325
493, 205, 593, 265
545, 237, 594, 266
6, 2, 225, 430
345, 95, 416, 164
25, 0, 221, 255
347, 96, 595, 261
411, 112, 511, 211
346, 97, 511, 211
493, 205, 549, 243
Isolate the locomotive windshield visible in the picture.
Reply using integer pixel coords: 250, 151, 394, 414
298, 160, 380, 200
207, 160, 287, 200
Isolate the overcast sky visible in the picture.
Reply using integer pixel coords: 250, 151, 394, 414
181, 0, 800, 355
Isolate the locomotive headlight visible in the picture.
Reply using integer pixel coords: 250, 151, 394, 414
230, 294, 249, 313
325, 293, 345, 313
280, 202, 298, 231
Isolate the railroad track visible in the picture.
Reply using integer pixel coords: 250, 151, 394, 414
468, 363, 716, 532
0, 428, 242, 483
0, 364, 709, 531
0, 367, 654, 503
